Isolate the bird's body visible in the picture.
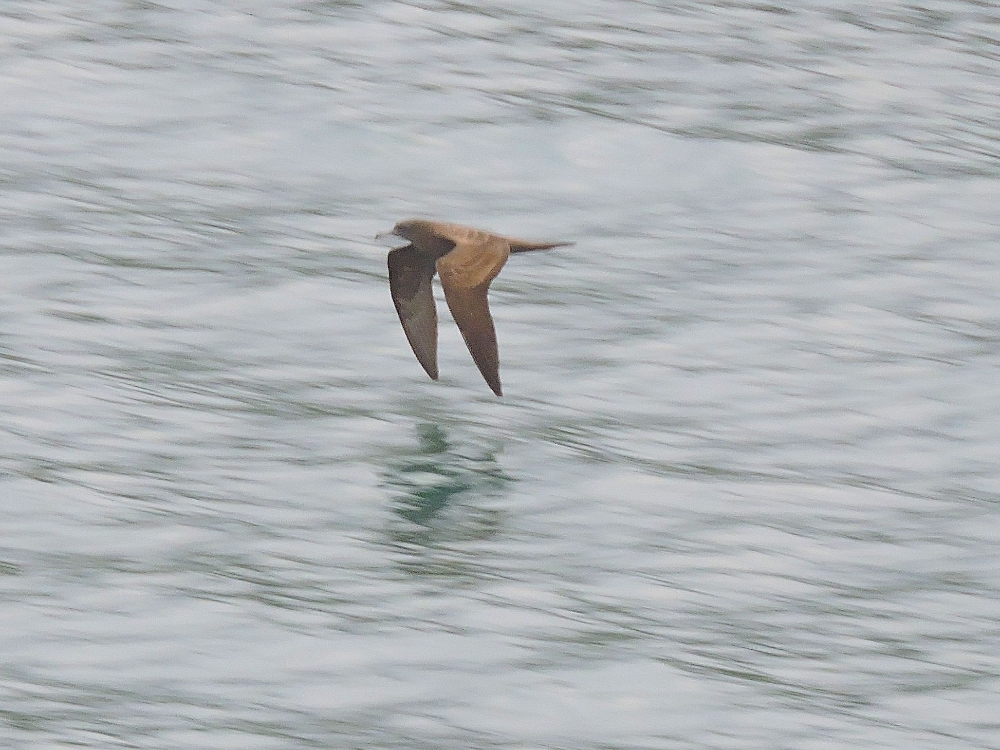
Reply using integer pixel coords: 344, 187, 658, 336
380, 219, 571, 396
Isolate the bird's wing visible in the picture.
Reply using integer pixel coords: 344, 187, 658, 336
436, 234, 510, 397
388, 245, 439, 380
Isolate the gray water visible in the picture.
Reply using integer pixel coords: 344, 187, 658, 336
3, 1, 1000, 748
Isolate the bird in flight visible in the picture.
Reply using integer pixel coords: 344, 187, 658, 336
378, 219, 571, 396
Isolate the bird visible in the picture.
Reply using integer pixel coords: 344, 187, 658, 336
377, 219, 571, 396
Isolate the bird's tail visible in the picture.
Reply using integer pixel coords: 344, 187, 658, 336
509, 240, 574, 253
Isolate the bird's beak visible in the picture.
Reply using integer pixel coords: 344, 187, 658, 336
375, 229, 398, 241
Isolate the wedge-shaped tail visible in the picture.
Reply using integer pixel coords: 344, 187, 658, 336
508, 239, 574, 253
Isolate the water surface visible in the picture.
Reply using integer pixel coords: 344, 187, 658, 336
2, 2, 1000, 748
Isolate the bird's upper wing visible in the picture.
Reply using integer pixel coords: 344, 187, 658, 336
388, 245, 439, 380
435, 234, 510, 397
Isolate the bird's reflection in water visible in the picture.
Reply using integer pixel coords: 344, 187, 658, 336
383, 423, 512, 575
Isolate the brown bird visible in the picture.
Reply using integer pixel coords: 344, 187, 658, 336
377, 219, 571, 396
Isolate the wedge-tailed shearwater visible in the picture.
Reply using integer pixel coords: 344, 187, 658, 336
377, 219, 571, 396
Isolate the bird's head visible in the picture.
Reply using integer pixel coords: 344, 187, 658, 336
383, 218, 437, 244
376, 219, 454, 255
389, 219, 423, 242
